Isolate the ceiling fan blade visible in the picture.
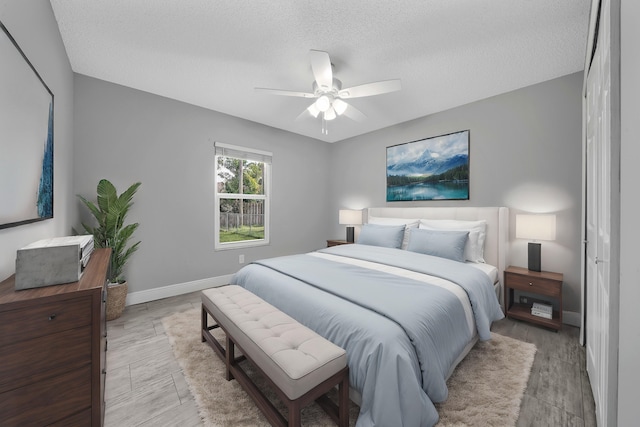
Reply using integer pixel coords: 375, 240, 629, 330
255, 87, 315, 98
338, 79, 402, 98
340, 102, 367, 122
309, 50, 333, 91
295, 109, 311, 121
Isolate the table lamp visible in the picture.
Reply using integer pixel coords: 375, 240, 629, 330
516, 214, 556, 272
338, 209, 362, 243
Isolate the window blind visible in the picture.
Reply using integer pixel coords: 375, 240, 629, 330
215, 142, 272, 164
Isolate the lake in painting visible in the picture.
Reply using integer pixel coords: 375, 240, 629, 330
387, 181, 469, 201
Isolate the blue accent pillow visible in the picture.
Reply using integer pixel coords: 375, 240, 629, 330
357, 223, 406, 249
406, 228, 469, 262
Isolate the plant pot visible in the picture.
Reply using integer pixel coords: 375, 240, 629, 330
106, 281, 128, 321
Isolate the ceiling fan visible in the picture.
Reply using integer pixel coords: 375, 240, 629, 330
255, 50, 401, 135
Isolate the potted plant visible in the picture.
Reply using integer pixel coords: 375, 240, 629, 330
78, 179, 141, 320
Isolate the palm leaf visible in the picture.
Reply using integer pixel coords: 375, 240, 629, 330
97, 179, 118, 214
77, 195, 102, 221
119, 182, 141, 207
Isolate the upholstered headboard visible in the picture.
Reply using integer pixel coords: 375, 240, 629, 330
366, 207, 509, 299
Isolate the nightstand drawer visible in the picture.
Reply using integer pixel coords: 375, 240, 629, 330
504, 273, 561, 297
0, 296, 92, 346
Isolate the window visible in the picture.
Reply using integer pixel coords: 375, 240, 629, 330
214, 142, 271, 250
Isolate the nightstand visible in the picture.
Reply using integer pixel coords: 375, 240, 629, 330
504, 265, 563, 330
326, 239, 352, 247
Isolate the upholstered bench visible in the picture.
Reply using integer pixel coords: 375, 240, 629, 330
201, 285, 349, 427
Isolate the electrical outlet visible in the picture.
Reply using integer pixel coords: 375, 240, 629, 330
520, 296, 529, 304
239, 254, 245, 264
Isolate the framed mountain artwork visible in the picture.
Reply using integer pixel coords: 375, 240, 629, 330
0, 21, 54, 229
386, 130, 469, 201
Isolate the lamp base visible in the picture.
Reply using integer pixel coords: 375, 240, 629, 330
528, 242, 541, 272
346, 226, 355, 243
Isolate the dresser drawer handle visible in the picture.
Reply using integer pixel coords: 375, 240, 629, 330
528, 282, 533, 286
48, 314, 57, 320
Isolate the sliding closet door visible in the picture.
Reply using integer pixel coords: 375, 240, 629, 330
584, 0, 620, 425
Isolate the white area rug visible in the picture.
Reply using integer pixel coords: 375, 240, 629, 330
163, 308, 536, 426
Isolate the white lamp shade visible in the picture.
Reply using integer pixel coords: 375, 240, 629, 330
307, 103, 320, 118
339, 209, 362, 225
315, 95, 331, 112
516, 214, 556, 241
324, 107, 337, 121
333, 98, 348, 115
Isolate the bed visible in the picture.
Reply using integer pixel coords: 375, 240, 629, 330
230, 206, 508, 426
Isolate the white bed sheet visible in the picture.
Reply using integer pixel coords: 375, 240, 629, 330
467, 261, 498, 284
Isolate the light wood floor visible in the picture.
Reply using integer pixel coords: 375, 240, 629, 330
104, 291, 597, 426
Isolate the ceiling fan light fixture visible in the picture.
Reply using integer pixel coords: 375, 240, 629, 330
307, 103, 321, 118
324, 107, 337, 121
333, 98, 348, 116
315, 95, 332, 112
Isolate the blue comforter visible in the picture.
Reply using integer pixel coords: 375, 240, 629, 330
230, 244, 503, 426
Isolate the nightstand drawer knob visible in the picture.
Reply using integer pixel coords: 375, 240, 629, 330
528, 282, 533, 286
48, 314, 57, 320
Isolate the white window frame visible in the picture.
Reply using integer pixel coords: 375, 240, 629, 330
214, 142, 271, 251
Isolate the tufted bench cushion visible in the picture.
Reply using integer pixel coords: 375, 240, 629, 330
201, 285, 349, 427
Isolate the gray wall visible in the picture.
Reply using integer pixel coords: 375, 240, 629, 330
328, 73, 584, 314
0, 1, 75, 281
73, 74, 331, 294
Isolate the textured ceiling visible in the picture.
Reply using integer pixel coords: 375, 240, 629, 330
50, 0, 590, 143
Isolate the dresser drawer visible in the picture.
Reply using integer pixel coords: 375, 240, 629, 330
505, 273, 561, 297
0, 326, 91, 391
0, 296, 91, 346
48, 408, 92, 427
0, 364, 91, 426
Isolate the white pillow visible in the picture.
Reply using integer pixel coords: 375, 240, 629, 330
367, 216, 419, 250
419, 219, 487, 263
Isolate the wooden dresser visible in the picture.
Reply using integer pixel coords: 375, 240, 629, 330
0, 248, 110, 426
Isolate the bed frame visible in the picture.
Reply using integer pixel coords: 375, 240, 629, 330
366, 206, 509, 308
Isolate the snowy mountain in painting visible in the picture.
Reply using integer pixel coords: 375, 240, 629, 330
387, 152, 468, 177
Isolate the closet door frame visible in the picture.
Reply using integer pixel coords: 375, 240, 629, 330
581, 1, 621, 426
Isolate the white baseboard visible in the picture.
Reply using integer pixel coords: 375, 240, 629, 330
125, 274, 233, 306
563, 310, 581, 328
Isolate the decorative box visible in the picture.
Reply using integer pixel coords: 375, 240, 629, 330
15, 235, 94, 290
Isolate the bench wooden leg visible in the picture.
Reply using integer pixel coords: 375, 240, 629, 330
338, 373, 349, 427
201, 306, 207, 343
288, 400, 301, 427
225, 335, 235, 381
